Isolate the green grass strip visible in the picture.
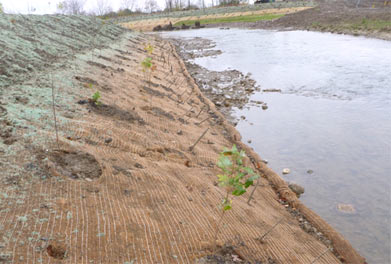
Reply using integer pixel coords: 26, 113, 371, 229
174, 13, 284, 26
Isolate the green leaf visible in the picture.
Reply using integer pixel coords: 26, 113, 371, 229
217, 155, 232, 169
232, 186, 246, 196
223, 204, 232, 211
245, 175, 259, 188
232, 144, 238, 153
244, 167, 254, 175
218, 174, 229, 186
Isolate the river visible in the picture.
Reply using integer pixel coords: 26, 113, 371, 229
164, 28, 391, 263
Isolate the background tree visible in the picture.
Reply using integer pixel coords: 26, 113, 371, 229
121, 0, 136, 11
0, 2, 3, 13
165, 0, 173, 12
145, 0, 158, 13
95, 0, 112, 16
57, 0, 86, 15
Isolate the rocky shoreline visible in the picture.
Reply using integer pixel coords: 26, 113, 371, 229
168, 37, 267, 125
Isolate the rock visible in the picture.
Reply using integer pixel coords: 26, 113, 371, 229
152, 25, 162, 31
282, 168, 290, 174
177, 130, 183, 135
303, 222, 312, 232
336, 203, 356, 214
261, 159, 268, 164
104, 138, 112, 144
289, 183, 305, 197
77, 100, 88, 105
263, 89, 282, 93
247, 140, 252, 144
135, 163, 144, 169
181, 23, 190, 30
262, 104, 268, 110
307, 169, 314, 174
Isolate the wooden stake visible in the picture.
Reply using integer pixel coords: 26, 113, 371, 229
257, 218, 284, 242
247, 178, 262, 205
196, 106, 205, 118
51, 74, 60, 150
196, 116, 210, 126
310, 248, 331, 264
189, 128, 209, 152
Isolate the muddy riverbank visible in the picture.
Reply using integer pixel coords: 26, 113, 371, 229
204, 2, 391, 41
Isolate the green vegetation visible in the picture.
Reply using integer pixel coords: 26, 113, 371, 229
214, 145, 259, 246
350, 18, 391, 31
0, 3, 3, 13
91, 91, 101, 105
175, 13, 284, 26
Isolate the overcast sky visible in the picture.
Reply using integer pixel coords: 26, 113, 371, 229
0, 0, 226, 14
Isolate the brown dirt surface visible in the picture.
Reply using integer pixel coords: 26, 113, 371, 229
216, 2, 391, 40
0, 15, 366, 264
48, 150, 103, 180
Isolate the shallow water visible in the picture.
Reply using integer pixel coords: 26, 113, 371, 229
164, 28, 391, 263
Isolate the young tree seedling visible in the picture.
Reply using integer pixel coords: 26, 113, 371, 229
214, 145, 260, 249
141, 56, 157, 106
91, 91, 101, 106
144, 43, 154, 55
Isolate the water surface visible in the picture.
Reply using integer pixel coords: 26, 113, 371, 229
164, 28, 391, 263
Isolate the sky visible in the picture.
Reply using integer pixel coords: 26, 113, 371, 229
0, 0, 223, 14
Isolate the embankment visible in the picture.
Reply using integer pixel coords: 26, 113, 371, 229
0, 14, 364, 263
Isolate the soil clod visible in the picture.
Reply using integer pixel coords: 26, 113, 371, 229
48, 150, 102, 180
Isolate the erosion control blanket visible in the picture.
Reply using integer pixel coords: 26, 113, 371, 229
0, 15, 364, 263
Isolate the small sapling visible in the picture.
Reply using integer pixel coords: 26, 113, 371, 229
213, 145, 260, 248
91, 91, 101, 106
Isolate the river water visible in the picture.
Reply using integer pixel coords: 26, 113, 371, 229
164, 28, 391, 263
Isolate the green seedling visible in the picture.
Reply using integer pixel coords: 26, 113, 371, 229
91, 91, 101, 105
214, 145, 259, 248
141, 57, 157, 107
144, 44, 154, 54
141, 57, 153, 72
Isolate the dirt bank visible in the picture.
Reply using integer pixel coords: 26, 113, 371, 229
0, 15, 365, 263
206, 2, 391, 41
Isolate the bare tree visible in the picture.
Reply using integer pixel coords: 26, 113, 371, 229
95, 0, 112, 15
145, 0, 158, 13
121, 0, 136, 11
165, 0, 173, 11
57, 0, 86, 15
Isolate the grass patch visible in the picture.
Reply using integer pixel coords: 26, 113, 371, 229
350, 18, 391, 31
174, 13, 284, 26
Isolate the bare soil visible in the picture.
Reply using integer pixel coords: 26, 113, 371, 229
208, 2, 391, 40
48, 150, 102, 180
